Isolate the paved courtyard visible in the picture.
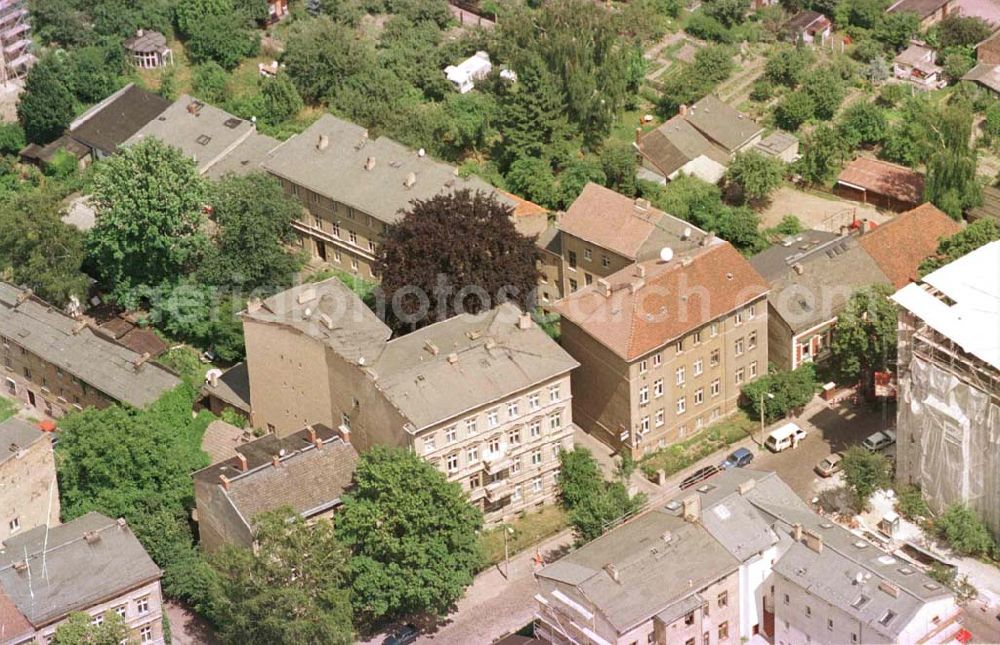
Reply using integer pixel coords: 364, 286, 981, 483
760, 186, 891, 233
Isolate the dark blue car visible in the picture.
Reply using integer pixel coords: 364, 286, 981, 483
721, 447, 753, 470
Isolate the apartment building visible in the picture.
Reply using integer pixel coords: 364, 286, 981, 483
552, 240, 768, 458
0, 513, 165, 645
0, 283, 180, 417
193, 424, 357, 552
557, 183, 708, 297
241, 279, 578, 523
535, 469, 962, 645
262, 114, 509, 279
892, 241, 1000, 537
0, 0, 33, 84
0, 418, 59, 543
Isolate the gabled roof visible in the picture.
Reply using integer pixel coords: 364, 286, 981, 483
684, 95, 765, 152
0, 283, 181, 408
963, 63, 1000, 93
0, 513, 161, 627
750, 234, 890, 333
858, 203, 960, 289
123, 29, 168, 54
263, 114, 511, 224
887, 0, 950, 19
68, 84, 170, 155
786, 10, 830, 33
968, 185, 1000, 224
0, 418, 47, 469
553, 241, 769, 360
193, 424, 358, 525
837, 157, 925, 205
373, 303, 579, 430
559, 183, 707, 260
638, 116, 729, 178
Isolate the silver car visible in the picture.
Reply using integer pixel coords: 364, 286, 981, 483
862, 429, 897, 452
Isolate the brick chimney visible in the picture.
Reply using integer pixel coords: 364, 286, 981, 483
517, 312, 533, 330
306, 425, 317, 443
682, 494, 701, 523
336, 425, 351, 444
271, 455, 281, 468
792, 523, 802, 541
235, 452, 248, 472
803, 529, 823, 553
219, 474, 230, 490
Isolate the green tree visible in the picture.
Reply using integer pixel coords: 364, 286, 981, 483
55, 385, 215, 603
712, 206, 768, 255
260, 73, 304, 126
496, 54, 570, 167
838, 101, 888, 148
741, 363, 817, 422
442, 92, 498, 157
829, 284, 897, 386
873, 11, 920, 50
937, 15, 993, 48
600, 142, 638, 197
557, 158, 607, 209
684, 12, 734, 43
86, 138, 208, 302
506, 156, 559, 208
186, 13, 260, 70
210, 510, 354, 644
774, 90, 815, 131
764, 46, 814, 87
796, 124, 847, 184
149, 283, 247, 362
52, 611, 128, 645
936, 505, 996, 558
199, 173, 303, 290
942, 49, 975, 81
192, 61, 230, 104
174, 0, 232, 37
918, 219, 998, 276
66, 44, 125, 104
864, 55, 891, 83
557, 448, 646, 543
724, 150, 784, 203
335, 447, 483, 624
0, 189, 89, 306
375, 190, 540, 333
841, 446, 892, 510
17, 55, 75, 145
802, 69, 845, 120
282, 17, 373, 103
0, 123, 25, 155
703, 0, 747, 27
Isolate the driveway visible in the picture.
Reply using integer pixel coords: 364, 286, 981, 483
760, 187, 890, 233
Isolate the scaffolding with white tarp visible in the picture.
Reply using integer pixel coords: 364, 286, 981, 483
0, 0, 34, 84
891, 241, 1000, 537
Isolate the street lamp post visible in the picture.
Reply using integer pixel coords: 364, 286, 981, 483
759, 392, 775, 447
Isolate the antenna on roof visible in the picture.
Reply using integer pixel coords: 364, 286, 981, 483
659, 247, 674, 263
42, 476, 56, 582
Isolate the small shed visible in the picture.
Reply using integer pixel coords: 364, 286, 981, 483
123, 29, 173, 69
784, 11, 832, 45
835, 157, 925, 212
754, 130, 799, 163
444, 51, 493, 93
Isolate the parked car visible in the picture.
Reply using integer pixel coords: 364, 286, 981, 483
815, 452, 844, 477
721, 447, 754, 470
384, 625, 419, 645
764, 422, 807, 453
862, 430, 897, 452
680, 464, 720, 490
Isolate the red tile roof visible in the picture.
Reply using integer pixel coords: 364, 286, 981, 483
858, 202, 961, 289
0, 587, 33, 641
559, 183, 670, 260
837, 157, 925, 206
553, 242, 769, 360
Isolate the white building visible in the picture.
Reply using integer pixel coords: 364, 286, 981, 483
444, 51, 493, 93
892, 240, 1000, 538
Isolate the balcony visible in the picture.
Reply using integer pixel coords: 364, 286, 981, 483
484, 479, 509, 502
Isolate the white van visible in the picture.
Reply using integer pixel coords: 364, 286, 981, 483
765, 422, 807, 453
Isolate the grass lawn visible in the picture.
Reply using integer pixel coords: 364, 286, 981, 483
478, 505, 569, 567
0, 396, 16, 423
640, 411, 758, 479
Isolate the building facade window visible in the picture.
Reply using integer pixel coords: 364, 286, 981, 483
508, 401, 519, 418
584, 248, 592, 261
531, 450, 542, 465
467, 446, 479, 464
694, 388, 704, 405
718, 622, 729, 640
445, 426, 457, 444
640, 416, 649, 434
508, 428, 520, 445
676, 366, 685, 385
528, 392, 540, 410
735, 368, 745, 385
655, 409, 664, 427
447, 453, 459, 472
654, 379, 664, 398
735, 338, 744, 356
710, 349, 720, 367
466, 418, 477, 435
718, 590, 728, 607
487, 409, 499, 428
549, 413, 561, 431
548, 384, 560, 402
711, 378, 720, 397
532, 477, 542, 493
639, 386, 649, 405
750, 361, 758, 378
638, 359, 648, 374
676, 397, 686, 414
136, 597, 150, 615
652, 353, 662, 367
423, 434, 436, 454
749, 330, 757, 349
693, 359, 703, 376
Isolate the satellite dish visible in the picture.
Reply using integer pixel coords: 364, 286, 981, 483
659, 247, 674, 263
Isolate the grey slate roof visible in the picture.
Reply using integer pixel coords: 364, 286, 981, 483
639, 117, 729, 178
203, 361, 251, 413
0, 513, 161, 627
0, 283, 180, 408
0, 418, 46, 468
123, 29, 168, 54
242, 278, 392, 365
262, 114, 512, 224
749, 233, 890, 333
193, 424, 357, 525
202, 131, 280, 180
685, 95, 765, 152
69, 84, 170, 155
754, 130, 798, 158
373, 302, 579, 430
537, 506, 739, 633
126, 95, 256, 174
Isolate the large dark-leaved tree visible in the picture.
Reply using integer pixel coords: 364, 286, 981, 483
375, 189, 540, 334
209, 510, 354, 644
335, 447, 483, 625
830, 284, 897, 389
17, 55, 75, 145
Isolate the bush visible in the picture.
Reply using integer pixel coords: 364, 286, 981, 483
895, 484, 930, 520
774, 90, 815, 131
558, 448, 646, 544
741, 363, 817, 422
750, 79, 773, 102
936, 505, 996, 558
192, 61, 229, 104
0, 122, 26, 155
841, 447, 893, 510
685, 12, 734, 43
